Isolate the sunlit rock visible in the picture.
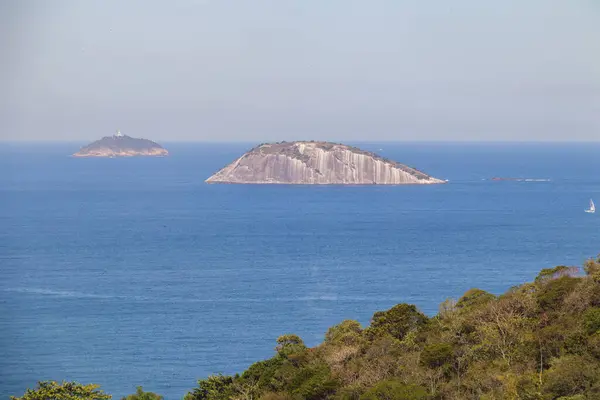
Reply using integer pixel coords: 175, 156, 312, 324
206, 141, 444, 185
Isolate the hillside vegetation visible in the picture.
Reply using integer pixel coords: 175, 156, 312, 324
12, 256, 600, 400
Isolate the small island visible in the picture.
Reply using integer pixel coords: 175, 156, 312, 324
491, 177, 550, 182
206, 141, 445, 185
72, 131, 168, 158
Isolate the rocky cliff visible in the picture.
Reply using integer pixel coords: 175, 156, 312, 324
73, 133, 168, 157
206, 141, 445, 185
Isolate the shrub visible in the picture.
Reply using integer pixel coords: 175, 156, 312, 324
325, 320, 363, 346
584, 308, 600, 335
536, 276, 579, 311
242, 357, 284, 391
535, 266, 579, 283
420, 343, 453, 368
584, 256, 600, 276
290, 363, 338, 400
333, 385, 363, 400
542, 355, 600, 398
184, 375, 234, 400
259, 393, 293, 400
516, 374, 544, 400
588, 333, 600, 360
121, 387, 162, 400
360, 380, 427, 400
456, 288, 495, 310
438, 298, 457, 319
276, 334, 307, 357
10, 381, 111, 400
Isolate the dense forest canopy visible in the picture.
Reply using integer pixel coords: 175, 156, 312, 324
12, 256, 600, 400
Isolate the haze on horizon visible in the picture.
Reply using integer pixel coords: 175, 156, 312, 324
1, 0, 599, 142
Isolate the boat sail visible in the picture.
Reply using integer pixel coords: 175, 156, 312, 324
585, 199, 595, 213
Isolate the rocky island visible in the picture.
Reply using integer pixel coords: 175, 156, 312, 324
206, 141, 445, 184
72, 131, 168, 158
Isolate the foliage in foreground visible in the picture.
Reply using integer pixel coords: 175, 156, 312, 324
185, 256, 600, 400
10, 381, 112, 400
9, 382, 164, 400
12, 256, 600, 400
121, 386, 164, 400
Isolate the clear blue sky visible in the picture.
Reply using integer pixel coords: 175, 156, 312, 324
1, 0, 599, 142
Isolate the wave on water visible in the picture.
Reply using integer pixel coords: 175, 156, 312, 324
489, 177, 551, 182
2, 287, 116, 299
2, 288, 403, 304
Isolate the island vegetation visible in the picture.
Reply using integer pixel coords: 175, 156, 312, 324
11, 255, 600, 400
72, 132, 168, 158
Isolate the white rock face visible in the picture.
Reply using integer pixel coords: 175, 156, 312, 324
206, 142, 445, 185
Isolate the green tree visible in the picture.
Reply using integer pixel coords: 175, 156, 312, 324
535, 266, 578, 284
259, 393, 293, 400
536, 276, 579, 311
241, 357, 284, 392
583, 308, 600, 335
542, 355, 600, 398
184, 375, 235, 400
420, 343, 453, 369
11, 381, 111, 400
476, 294, 535, 367
368, 304, 428, 341
325, 320, 363, 346
121, 387, 163, 400
290, 362, 338, 400
275, 334, 307, 357
455, 288, 495, 311
360, 380, 427, 400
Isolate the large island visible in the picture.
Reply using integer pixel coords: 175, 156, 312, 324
206, 141, 445, 184
73, 131, 168, 158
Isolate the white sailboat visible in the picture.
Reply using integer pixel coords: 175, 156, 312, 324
585, 199, 595, 213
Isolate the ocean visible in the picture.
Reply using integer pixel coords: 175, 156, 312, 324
1, 142, 598, 399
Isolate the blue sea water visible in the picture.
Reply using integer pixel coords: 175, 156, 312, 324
0, 142, 599, 399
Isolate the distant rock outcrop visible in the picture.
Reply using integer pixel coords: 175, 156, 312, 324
206, 141, 445, 185
73, 131, 168, 157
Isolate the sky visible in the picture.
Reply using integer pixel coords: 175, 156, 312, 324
1, 0, 599, 142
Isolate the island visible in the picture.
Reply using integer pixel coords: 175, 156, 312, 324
205, 141, 445, 184
72, 131, 168, 158
491, 177, 550, 182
